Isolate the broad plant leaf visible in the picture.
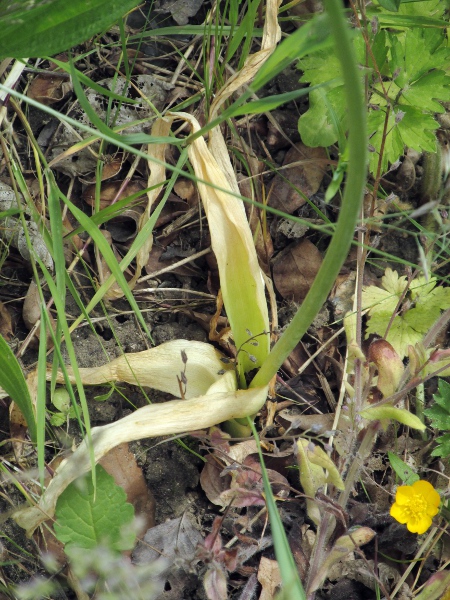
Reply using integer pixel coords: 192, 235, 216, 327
0, 334, 36, 443
362, 269, 450, 358
298, 14, 450, 175
0, 0, 141, 59
54, 465, 135, 552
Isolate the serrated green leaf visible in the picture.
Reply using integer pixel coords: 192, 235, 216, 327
54, 465, 135, 552
299, 49, 343, 88
431, 434, 450, 458
423, 405, 450, 430
367, 108, 405, 178
386, 316, 427, 358
396, 107, 439, 153
362, 268, 450, 357
298, 87, 345, 147
0, 334, 36, 443
401, 71, 450, 114
362, 268, 405, 313
387, 451, 419, 484
396, 0, 444, 18
360, 406, 426, 430
437, 379, 450, 406
298, 10, 447, 177
0, 0, 141, 59
390, 28, 447, 85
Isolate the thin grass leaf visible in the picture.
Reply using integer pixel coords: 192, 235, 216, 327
374, 14, 449, 27
251, 0, 367, 389
57, 189, 152, 339
50, 58, 141, 104
37, 305, 48, 489
226, 0, 261, 67
129, 25, 264, 40
248, 418, 306, 600
0, 335, 36, 443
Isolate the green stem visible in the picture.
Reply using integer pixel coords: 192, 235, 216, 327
250, 0, 367, 390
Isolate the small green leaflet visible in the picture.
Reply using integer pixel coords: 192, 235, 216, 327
362, 268, 450, 358
424, 379, 450, 457
54, 465, 135, 552
387, 451, 419, 485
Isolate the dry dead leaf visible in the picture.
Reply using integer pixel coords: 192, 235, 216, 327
28, 74, 71, 106
99, 443, 155, 533
174, 178, 198, 204
257, 557, 282, 600
154, 0, 203, 25
0, 301, 13, 340
22, 281, 56, 344
83, 180, 146, 210
133, 514, 203, 598
124, 117, 171, 294
143, 243, 200, 278
269, 143, 328, 214
329, 271, 357, 319
273, 239, 323, 301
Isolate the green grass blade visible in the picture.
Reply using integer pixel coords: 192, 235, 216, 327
226, 0, 261, 67
248, 418, 306, 599
37, 305, 49, 489
57, 189, 152, 340
375, 13, 449, 27
129, 25, 264, 39
0, 335, 37, 443
251, 0, 367, 389
49, 58, 141, 105
230, 81, 337, 117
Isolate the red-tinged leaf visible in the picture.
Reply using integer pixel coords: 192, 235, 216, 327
203, 564, 228, 600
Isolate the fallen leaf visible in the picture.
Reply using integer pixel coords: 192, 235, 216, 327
132, 514, 203, 598
257, 557, 282, 600
99, 443, 155, 534
22, 281, 56, 343
174, 178, 198, 204
0, 301, 13, 340
28, 73, 71, 106
83, 180, 146, 210
269, 143, 327, 214
273, 239, 323, 301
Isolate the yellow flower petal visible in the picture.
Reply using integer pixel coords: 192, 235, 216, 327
390, 480, 440, 535
390, 503, 408, 524
412, 480, 441, 508
395, 485, 415, 504
406, 515, 432, 535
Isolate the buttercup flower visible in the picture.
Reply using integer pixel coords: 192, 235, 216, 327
390, 480, 441, 534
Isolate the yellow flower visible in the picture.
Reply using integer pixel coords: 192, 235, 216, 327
390, 480, 441, 534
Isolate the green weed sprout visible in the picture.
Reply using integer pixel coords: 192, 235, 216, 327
297, 1, 450, 177
362, 268, 450, 358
